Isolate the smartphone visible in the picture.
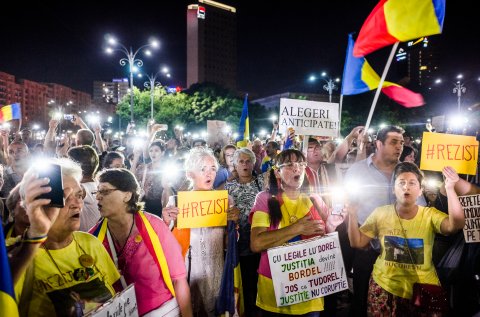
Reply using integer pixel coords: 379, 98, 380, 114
37, 163, 65, 208
63, 114, 75, 121
331, 195, 344, 215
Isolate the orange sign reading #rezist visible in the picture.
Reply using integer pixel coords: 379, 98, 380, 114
420, 132, 478, 175
176, 190, 229, 229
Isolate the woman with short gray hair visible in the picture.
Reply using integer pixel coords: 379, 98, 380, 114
225, 147, 264, 315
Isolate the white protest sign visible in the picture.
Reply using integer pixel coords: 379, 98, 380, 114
279, 98, 339, 137
459, 194, 480, 243
267, 232, 348, 307
86, 284, 138, 317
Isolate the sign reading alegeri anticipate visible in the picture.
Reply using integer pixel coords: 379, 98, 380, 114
177, 190, 229, 229
420, 132, 478, 175
267, 232, 348, 307
278, 98, 339, 137
459, 194, 480, 243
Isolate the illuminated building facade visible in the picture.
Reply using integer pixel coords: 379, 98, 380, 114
187, 0, 237, 91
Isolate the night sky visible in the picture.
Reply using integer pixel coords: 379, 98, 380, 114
0, 0, 478, 102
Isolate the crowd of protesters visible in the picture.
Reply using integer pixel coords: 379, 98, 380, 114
1, 114, 479, 317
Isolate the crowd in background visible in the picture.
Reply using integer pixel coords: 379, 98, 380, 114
1, 114, 479, 317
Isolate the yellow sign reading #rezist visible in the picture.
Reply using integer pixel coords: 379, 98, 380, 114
177, 190, 229, 229
420, 132, 478, 175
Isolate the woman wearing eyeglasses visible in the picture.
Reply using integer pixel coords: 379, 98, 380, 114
89, 168, 192, 317
250, 149, 326, 316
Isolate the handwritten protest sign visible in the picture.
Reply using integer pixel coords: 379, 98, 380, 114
177, 190, 228, 229
267, 232, 348, 307
86, 284, 138, 317
420, 132, 478, 175
279, 98, 339, 137
459, 194, 480, 243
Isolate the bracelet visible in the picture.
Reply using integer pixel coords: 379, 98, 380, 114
22, 236, 48, 244
22, 229, 48, 244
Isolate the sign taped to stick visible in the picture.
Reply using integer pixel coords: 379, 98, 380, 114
267, 232, 348, 307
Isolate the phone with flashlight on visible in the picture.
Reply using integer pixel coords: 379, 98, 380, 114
36, 163, 65, 208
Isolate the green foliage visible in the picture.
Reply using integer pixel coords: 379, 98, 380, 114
116, 83, 268, 135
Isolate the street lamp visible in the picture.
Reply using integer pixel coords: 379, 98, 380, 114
105, 35, 159, 124
435, 74, 480, 112
141, 67, 171, 120
308, 72, 341, 103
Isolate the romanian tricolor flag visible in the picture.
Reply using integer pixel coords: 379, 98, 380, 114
215, 221, 244, 317
353, 0, 445, 57
236, 94, 249, 148
0, 224, 19, 317
0, 103, 21, 123
342, 34, 424, 108
90, 211, 175, 296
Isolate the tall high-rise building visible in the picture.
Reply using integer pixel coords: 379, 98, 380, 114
187, 0, 237, 91
395, 37, 440, 88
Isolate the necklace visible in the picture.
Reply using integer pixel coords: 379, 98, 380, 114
108, 215, 135, 257
43, 234, 97, 283
283, 194, 301, 223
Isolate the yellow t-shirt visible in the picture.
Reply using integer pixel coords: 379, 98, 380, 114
360, 205, 447, 299
251, 192, 324, 314
15, 231, 120, 316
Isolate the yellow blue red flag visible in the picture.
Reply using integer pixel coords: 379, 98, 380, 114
236, 94, 249, 148
353, 0, 445, 57
0, 103, 21, 123
0, 224, 19, 317
215, 221, 244, 317
342, 34, 424, 108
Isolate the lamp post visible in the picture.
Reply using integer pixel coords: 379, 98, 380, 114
105, 35, 159, 124
308, 71, 340, 103
435, 74, 480, 112
142, 67, 171, 120
453, 79, 466, 112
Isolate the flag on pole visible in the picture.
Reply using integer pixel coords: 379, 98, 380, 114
215, 221, 244, 317
236, 94, 249, 148
0, 103, 21, 123
342, 34, 424, 108
0, 224, 19, 317
353, 0, 445, 57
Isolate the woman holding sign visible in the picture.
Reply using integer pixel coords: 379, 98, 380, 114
90, 168, 193, 316
347, 163, 464, 316
250, 149, 327, 316
162, 147, 239, 316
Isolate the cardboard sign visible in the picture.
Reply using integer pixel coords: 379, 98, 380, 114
86, 284, 138, 317
459, 194, 480, 243
267, 232, 348, 307
207, 120, 230, 149
420, 132, 478, 175
278, 98, 339, 137
177, 190, 229, 229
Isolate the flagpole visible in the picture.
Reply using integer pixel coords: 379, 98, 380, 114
338, 94, 343, 138
363, 41, 399, 131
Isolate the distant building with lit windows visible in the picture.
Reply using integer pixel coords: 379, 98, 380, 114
395, 37, 440, 88
93, 78, 129, 114
0, 71, 91, 127
187, 0, 237, 91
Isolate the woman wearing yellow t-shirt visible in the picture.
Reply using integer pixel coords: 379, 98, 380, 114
347, 162, 464, 316
250, 149, 326, 316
